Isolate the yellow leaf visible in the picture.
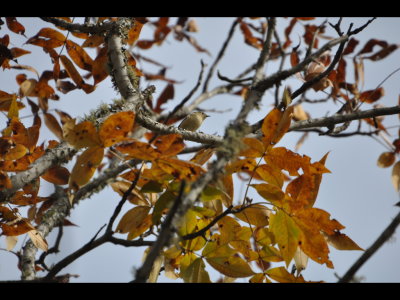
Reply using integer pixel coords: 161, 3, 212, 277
377, 151, 396, 168
69, 146, 104, 189
7, 94, 19, 119
234, 204, 270, 227
251, 183, 285, 202
203, 239, 255, 278
391, 161, 400, 192
181, 258, 211, 283
269, 209, 300, 267
156, 157, 205, 181
324, 231, 364, 251
266, 266, 305, 283
255, 164, 284, 188
239, 137, 265, 157
99, 111, 135, 147
116, 206, 151, 235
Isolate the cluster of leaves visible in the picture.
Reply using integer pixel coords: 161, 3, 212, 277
109, 100, 363, 283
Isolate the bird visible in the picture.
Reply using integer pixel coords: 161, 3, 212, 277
178, 112, 209, 132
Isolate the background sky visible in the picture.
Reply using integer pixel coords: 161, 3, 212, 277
1, 17, 400, 283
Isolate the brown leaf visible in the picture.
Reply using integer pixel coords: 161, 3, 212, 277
358, 39, 388, 55
60, 55, 84, 87
5, 17, 25, 35
366, 44, 398, 61
359, 87, 384, 103
26, 27, 66, 48
65, 40, 94, 72
41, 166, 70, 185
377, 152, 396, 168
342, 38, 359, 55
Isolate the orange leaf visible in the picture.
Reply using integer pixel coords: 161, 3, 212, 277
10, 47, 30, 58
82, 35, 105, 48
0, 171, 12, 189
255, 164, 284, 188
65, 40, 93, 72
127, 21, 144, 45
115, 139, 160, 161
261, 107, 294, 149
62, 119, 101, 149
44, 112, 63, 140
156, 157, 205, 181
239, 137, 265, 158
69, 146, 104, 189
99, 111, 135, 147
2, 218, 34, 236
251, 183, 285, 202
91, 46, 109, 85
41, 166, 70, 185
2, 143, 27, 161
26, 27, 66, 48
60, 55, 85, 87
153, 133, 184, 157
5, 18, 25, 35
265, 147, 310, 176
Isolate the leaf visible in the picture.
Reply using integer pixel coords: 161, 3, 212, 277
181, 258, 211, 283
377, 151, 396, 168
234, 204, 270, 227
10, 47, 30, 59
116, 205, 151, 234
82, 35, 105, 48
255, 164, 284, 188
391, 161, 400, 192
190, 148, 215, 165
359, 87, 384, 103
269, 209, 301, 267
26, 27, 66, 48
69, 146, 104, 189
239, 21, 263, 50
116, 139, 160, 161
65, 40, 93, 72
92, 46, 109, 85
2, 218, 34, 236
99, 111, 135, 147
366, 44, 398, 61
324, 231, 364, 251
203, 239, 255, 278
6, 236, 18, 251
44, 112, 63, 140
153, 134, 184, 157
152, 190, 176, 224
265, 147, 313, 176
62, 119, 101, 149
251, 183, 285, 202
19, 79, 38, 97
294, 247, 308, 273
60, 55, 85, 87
239, 137, 265, 158
261, 106, 294, 148
5, 18, 25, 35
156, 157, 205, 181
27, 229, 48, 252
342, 38, 359, 55
41, 166, 70, 185
266, 267, 305, 283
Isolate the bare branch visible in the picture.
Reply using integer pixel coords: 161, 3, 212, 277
338, 210, 400, 283
202, 18, 239, 92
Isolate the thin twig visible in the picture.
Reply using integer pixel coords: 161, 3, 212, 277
202, 18, 239, 92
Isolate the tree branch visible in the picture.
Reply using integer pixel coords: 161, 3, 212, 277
338, 210, 400, 283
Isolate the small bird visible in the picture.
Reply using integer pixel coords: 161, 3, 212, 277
178, 112, 209, 132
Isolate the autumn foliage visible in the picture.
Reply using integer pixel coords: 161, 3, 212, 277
0, 17, 399, 283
